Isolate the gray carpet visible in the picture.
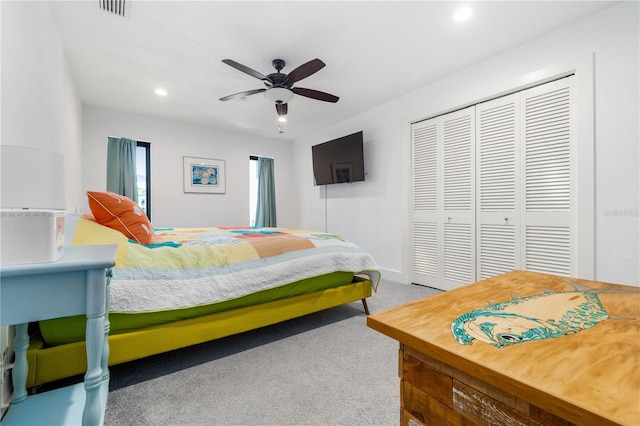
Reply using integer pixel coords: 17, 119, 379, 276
103, 280, 441, 426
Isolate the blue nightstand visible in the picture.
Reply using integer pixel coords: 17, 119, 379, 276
0, 244, 117, 426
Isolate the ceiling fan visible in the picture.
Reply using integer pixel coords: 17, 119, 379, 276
219, 58, 339, 117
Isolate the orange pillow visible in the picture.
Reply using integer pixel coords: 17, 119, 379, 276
87, 191, 153, 244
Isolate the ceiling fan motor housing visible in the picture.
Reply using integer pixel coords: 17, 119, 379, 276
272, 59, 286, 72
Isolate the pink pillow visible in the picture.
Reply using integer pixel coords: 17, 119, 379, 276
87, 191, 153, 244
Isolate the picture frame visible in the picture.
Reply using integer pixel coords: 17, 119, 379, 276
183, 156, 226, 194
332, 162, 353, 184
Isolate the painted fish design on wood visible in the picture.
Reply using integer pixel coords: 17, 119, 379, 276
451, 278, 637, 348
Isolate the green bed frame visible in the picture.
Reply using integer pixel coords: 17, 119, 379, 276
26, 277, 372, 388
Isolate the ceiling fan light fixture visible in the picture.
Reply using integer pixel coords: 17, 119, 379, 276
264, 87, 294, 104
278, 116, 287, 123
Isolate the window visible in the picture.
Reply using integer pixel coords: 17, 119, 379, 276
249, 155, 258, 226
249, 155, 277, 227
136, 142, 151, 220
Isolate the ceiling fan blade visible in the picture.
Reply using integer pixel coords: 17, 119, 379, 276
219, 88, 265, 101
285, 59, 325, 84
222, 59, 269, 81
292, 87, 339, 103
275, 103, 288, 116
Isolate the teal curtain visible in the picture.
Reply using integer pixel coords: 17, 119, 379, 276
255, 157, 277, 227
107, 137, 138, 202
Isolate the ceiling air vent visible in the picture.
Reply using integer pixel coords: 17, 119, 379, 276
99, 0, 129, 18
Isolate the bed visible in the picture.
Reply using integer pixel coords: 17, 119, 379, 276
25, 211, 380, 388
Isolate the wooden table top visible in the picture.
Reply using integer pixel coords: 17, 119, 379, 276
367, 270, 640, 426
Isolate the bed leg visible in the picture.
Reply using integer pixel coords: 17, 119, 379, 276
361, 298, 370, 315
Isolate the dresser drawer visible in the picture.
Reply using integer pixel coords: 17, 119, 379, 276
402, 349, 453, 408
401, 380, 473, 426
400, 345, 574, 426
401, 408, 421, 426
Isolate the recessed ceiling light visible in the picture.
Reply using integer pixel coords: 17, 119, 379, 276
155, 88, 168, 96
453, 7, 473, 22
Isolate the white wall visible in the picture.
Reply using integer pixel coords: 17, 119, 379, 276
292, 114, 407, 281
0, 1, 83, 212
82, 105, 294, 228
292, 2, 639, 286
2, 2, 637, 286
1, 0, 294, 230
0, 0, 83, 415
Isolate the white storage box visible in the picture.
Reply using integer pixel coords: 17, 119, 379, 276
0, 210, 65, 265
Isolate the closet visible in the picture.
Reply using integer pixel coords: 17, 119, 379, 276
411, 76, 581, 290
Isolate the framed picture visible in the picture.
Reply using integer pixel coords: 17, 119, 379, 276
332, 162, 353, 184
183, 156, 226, 194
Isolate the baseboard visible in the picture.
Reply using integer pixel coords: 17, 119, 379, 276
378, 268, 406, 284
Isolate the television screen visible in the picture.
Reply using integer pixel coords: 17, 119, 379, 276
311, 131, 365, 185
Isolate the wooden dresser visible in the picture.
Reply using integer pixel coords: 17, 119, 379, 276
367, 271, 640, 426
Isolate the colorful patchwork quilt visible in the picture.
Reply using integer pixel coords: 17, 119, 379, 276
71, 215, 380, 313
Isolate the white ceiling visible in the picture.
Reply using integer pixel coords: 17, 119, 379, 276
49, 1, 617, 140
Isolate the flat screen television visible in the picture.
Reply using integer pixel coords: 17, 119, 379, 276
311, 131, 365, 185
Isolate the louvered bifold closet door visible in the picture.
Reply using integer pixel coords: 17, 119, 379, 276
442, 107, 476, 289
411, 118, 440, 287
476, 94, 521, 280
521, 77, 575, 276
411, 106, 475, 291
